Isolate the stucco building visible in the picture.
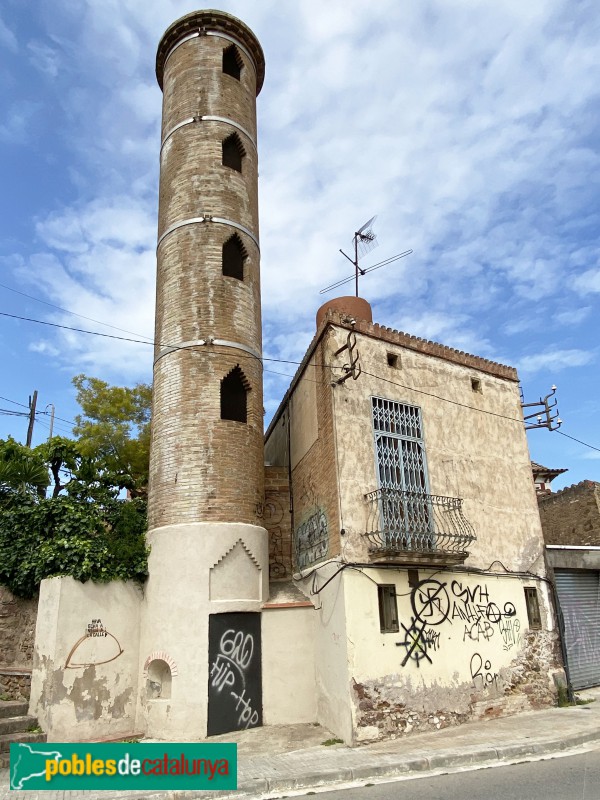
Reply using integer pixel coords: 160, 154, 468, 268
264, 296, 562, 742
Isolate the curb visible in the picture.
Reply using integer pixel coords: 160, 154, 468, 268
2, 726, 600, 800
229, 728, 600, 799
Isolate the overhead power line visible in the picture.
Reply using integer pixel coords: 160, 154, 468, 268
0, 281, 153, 341
0, 309, 544, 425
0, 312, 153, 346
3, 309, 597, 436
0, 394, 30, 409
555, 429, 600, 454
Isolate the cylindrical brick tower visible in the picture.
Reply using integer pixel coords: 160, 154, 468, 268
138, 10, 268, 740
149, 10, 265, 527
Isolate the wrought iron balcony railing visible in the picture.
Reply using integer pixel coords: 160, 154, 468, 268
363, 488, 476, 561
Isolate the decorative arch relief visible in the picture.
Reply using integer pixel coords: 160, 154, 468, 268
210, 539, 261, 601
143, 651, 178, 701
143, 650, 179, 678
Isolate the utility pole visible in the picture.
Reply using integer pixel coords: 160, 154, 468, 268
26, 390, 38, 447
45, 403, 55, 439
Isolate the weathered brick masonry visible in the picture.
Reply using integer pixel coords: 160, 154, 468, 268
290, 338, 342, 567
263, 466, 293, 579
149, 12, 265, 530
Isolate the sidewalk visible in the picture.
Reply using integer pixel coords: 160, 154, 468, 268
3, 688, 600, 800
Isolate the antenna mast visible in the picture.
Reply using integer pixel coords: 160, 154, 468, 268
320, 216, 413, 296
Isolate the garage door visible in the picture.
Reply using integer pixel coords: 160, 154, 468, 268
555, 569, 600, 690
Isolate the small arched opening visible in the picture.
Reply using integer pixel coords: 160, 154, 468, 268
146, 659, 172, 700
221, 366, 250, 423
222, 234, 247, 280
222, 132, 245, 173
222, 44, 243, 80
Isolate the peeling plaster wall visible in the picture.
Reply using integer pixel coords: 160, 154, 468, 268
29, 577, 142, 742
323, 326, 546, 575
342, 569, 559, 742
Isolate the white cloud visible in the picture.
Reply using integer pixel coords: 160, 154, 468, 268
554, 306, 591, 326
13, 197, 157, 381
29, 340, 60, 357
518, 349, 595, 375
573, 269, 600, 295
0, 101, 40, 143
581, 452, 600, 461
0, 13, 17, 53
27, 40, 60, 77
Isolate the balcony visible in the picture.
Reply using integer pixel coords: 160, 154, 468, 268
363, 488, 476, 566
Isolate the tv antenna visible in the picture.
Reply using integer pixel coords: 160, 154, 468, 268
320, 215, 413, 297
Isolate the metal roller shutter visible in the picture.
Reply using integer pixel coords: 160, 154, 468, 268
555, 569, 600, 690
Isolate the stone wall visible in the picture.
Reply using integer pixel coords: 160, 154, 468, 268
0, 586, 37, 699
539, 481, 600, 546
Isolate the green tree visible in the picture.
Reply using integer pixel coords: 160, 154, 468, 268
0, 437, 49, 500
0, 376, 152, 598
72, 374, 151, 498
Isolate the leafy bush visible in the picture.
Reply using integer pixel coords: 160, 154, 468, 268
0, 494, 148, 599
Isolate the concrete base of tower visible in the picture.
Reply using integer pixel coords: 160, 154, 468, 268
136, 521, 268, 740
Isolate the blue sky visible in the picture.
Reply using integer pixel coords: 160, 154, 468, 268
0, 0, 598, 490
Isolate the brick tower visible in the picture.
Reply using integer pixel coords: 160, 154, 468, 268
139, 10, 268, 739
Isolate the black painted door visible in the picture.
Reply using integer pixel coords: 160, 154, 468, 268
208, 612, 262, 736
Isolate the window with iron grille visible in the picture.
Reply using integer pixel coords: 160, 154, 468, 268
524, 587, 542, 629
377, 584, 399, 633
371, 397, 433, 549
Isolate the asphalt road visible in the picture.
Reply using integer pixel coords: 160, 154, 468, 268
308, 746, 600, 800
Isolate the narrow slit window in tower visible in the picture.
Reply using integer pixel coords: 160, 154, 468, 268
222, 44, 242, 80
222, 132, 245, 172
221, 366, 250, 423
222, 234, 247, 281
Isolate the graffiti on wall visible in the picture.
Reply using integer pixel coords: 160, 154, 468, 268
295, 509, 328, 569
208, 612, 262, 736
64, 618, 124, 669
264, 494, 288, 579
470, 652, 501, 690
396, 579, 522, 684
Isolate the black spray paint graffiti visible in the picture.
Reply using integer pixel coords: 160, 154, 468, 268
295, 509, 328, 569
396, 580, 450, 667
397, 616, 441, 667
499, 617, 521, 651
450, 581, 519, 649
397, 578, 522, 670
210, 629, 258, 728
470, 652, 500, 690
208, 615, 262, 736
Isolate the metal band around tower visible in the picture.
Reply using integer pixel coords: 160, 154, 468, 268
157, 216, 260, 250
155, 337, 262, 365
160, 116, 257, 154
163, 30, 256, 77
